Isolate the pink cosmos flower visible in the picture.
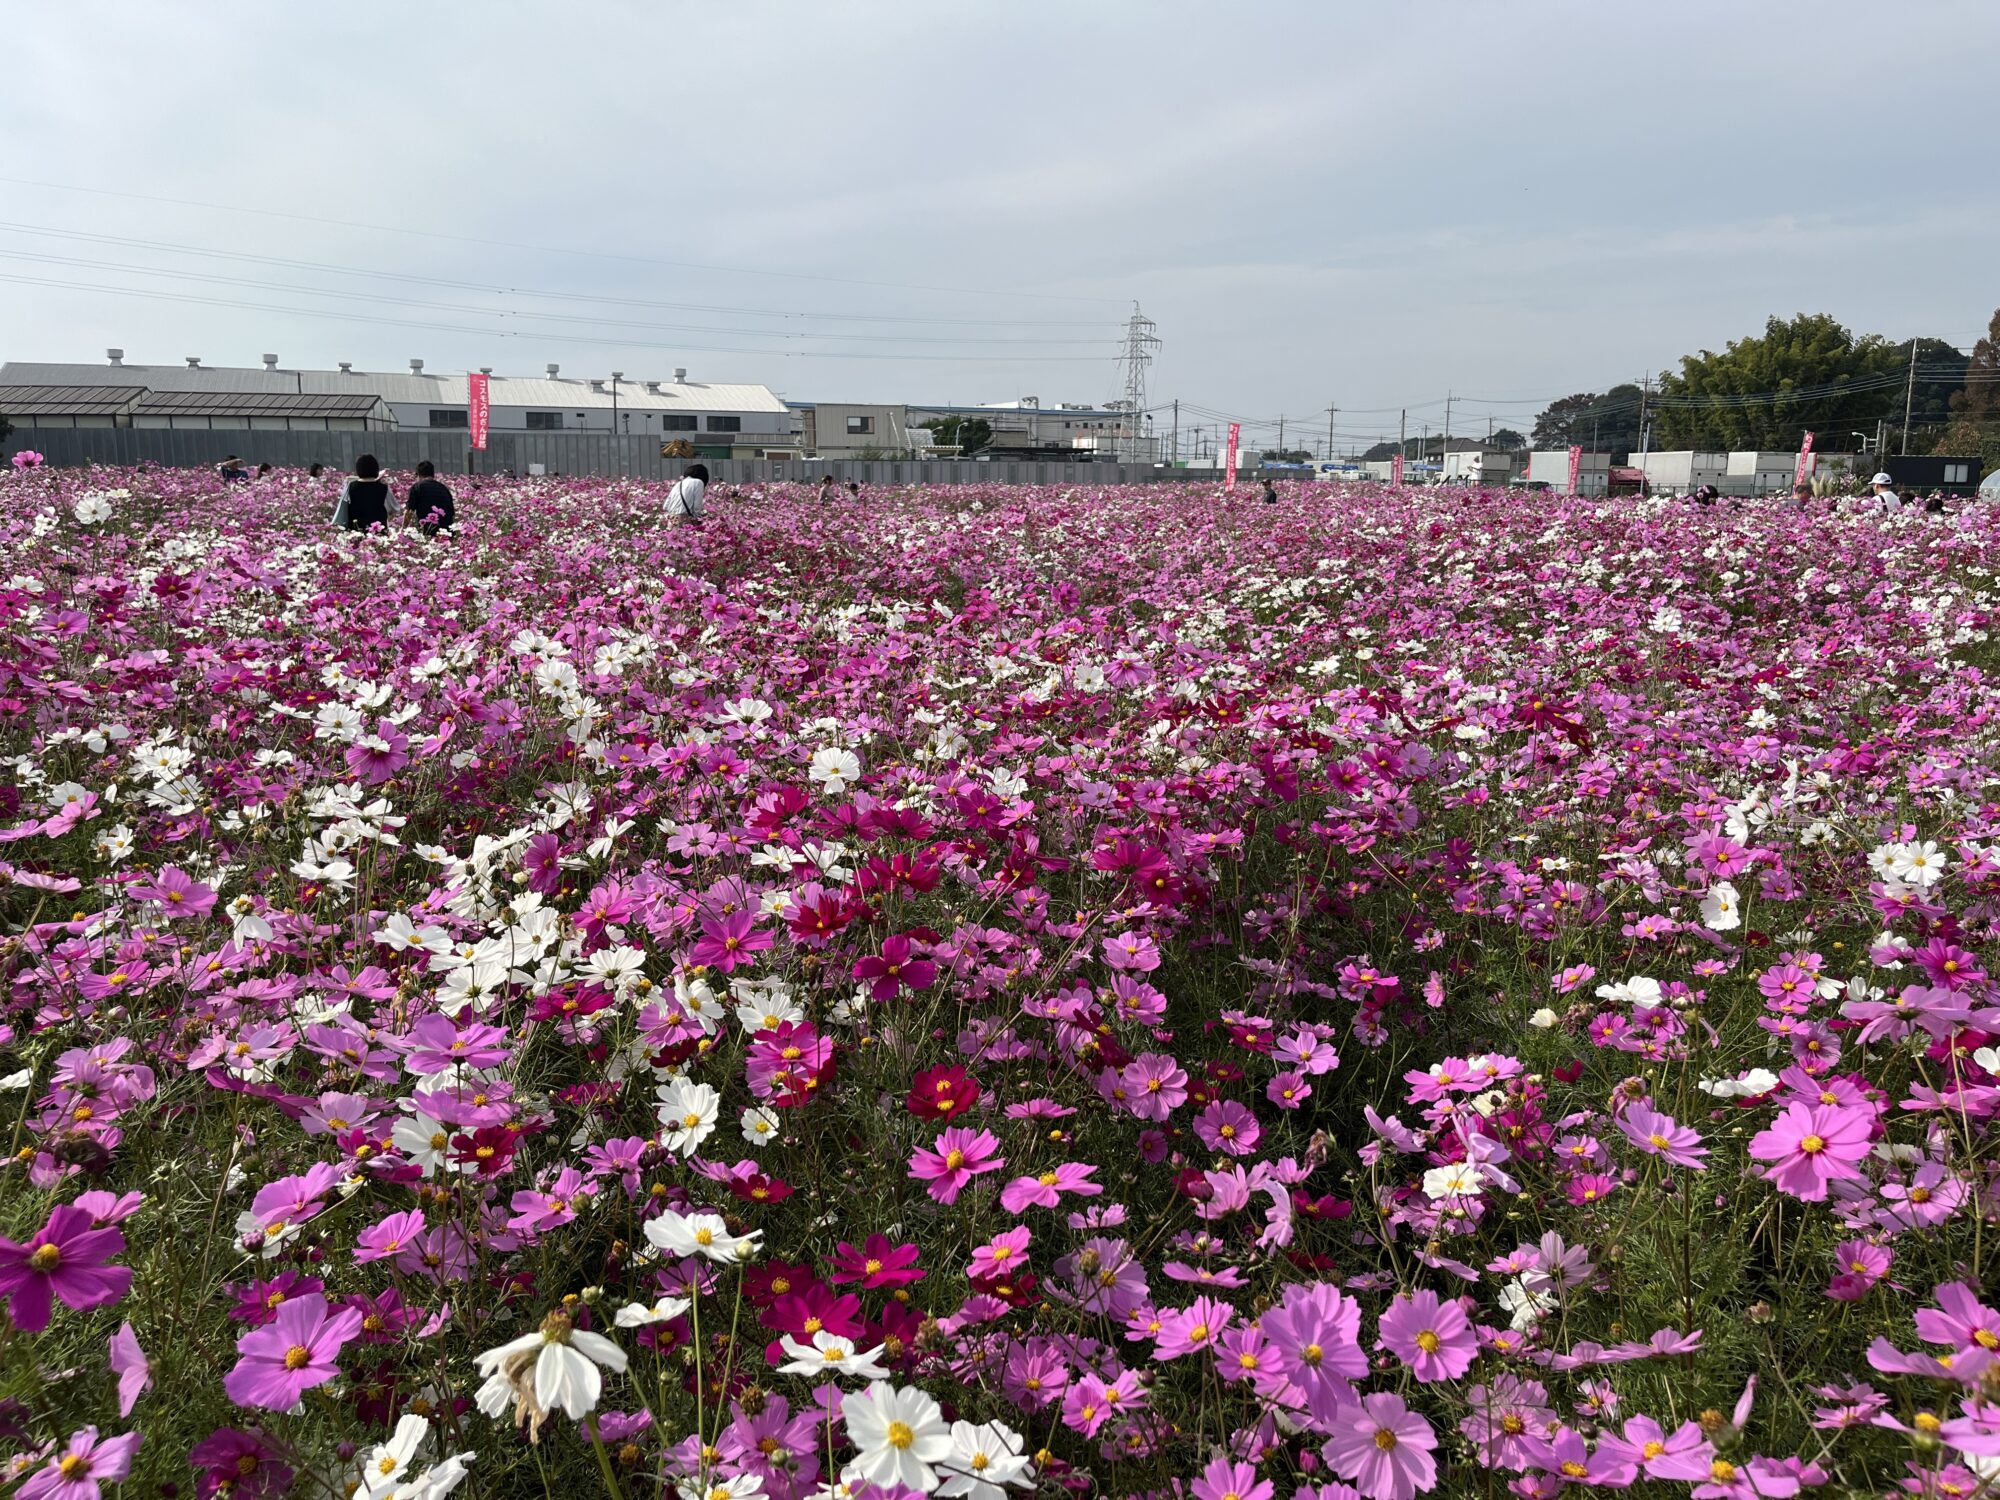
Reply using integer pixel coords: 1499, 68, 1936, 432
344, 720, 410, 783
1191, 1455, 1275, 1500
1595, 1415, 1714, 1480
1618, 1102, 1709, 1170
1152, 1295, 1235, 1361
354, 1208, 428, 1266
852, 933, 938, 999
1377, 1289, 1477, 1381
1102, 930, 1161, 972
1746, 1101, 1873, 1201
129, 864, 217, 919
829, 1234, 926, 1288
1267, 1070, 1313, 1109
689, 908, 772, 973
1260, 1282, 1367, 1415
1915, 1282, 2000, 1362
108, 1323, 151, 1417
0, 1204, 133, 1332
16, 1428, 142, 1500
1193, 1098, 1261, 1157
998, 1162, 1101, 1214
1322, 1391, 1439, 1499
1826, 1239, 1889, 1302
1121, 1052, 1189, 1121
222, 1292, 362, 1410
969, 1226, 1032, 1282
908, 1126, 1005, 1205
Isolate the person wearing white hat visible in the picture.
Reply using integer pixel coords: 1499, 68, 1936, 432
1869, 471, 1904, 513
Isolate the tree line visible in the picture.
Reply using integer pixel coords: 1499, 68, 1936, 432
1528, 309, 2000, 461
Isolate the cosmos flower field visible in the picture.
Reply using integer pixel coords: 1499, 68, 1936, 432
2, 463, 1999, 1500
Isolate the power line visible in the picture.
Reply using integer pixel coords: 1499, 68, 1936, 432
0, 174, 1121, 306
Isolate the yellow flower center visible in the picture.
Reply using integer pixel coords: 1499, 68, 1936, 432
1300, 1343, 1323, 1367
1648, 1133, 1670, 1149
59, 1457, 88, 1480
1374, 1428, 1398, 1452
1800, 1134, 1825, 1154
885, 1420, 915, 1450
945, 1149, 966, 1170
283, 1345, 312, 1370
28, 1244, 61, 1272
1641, 1441, 1664, 1460
1711, 1460, 1736, 1482
1416, 1330, 1442, 1354
1916, 1411, 1944, 1432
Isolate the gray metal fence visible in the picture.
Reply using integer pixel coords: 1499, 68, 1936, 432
2, 429, 1194, 486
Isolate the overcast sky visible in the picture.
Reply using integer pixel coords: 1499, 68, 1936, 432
5, 1, 1996, 451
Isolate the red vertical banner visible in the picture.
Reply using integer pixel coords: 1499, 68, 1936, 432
468, 372, 490, 451
1224, 422, 1241, 492
1567, 444, 1583, 495
1391, 452, 1404, 486
1795, 430, 1815, 484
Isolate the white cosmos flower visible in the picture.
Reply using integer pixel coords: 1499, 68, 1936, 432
356, 1414, 430, 1499
474, 1316, 626, 1431
1699, 880, 1742, 932
613, 1295, 691, 1327
675, 1476, 766, 1500
644, 1210, 761, 1265
1697, 1068, 1779, 1099
839, 1382, 953, 1494
777, 1330, 892, 1379
656, 1078, 721, 1156
1889, 840, 1949, 888
808, 747, 862, 795
1593, 975, 1663, 1007
938, 1419, 1035, 1499
1421, 1163, 1483, 1200
742, 1107, 782, 1148
1527, 1008, 1558, 1029
1971, 1046, 1999, 1075
72, 493, 113, 525
393, 1112, 456, 1177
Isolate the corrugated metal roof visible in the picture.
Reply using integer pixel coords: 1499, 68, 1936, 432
0, 363, 789, 413
0, 384, 146, 416
131, 390, 385, 416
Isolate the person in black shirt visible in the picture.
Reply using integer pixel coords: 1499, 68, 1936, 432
217, 455, 248, 482
1262, 477, 1279, 504
338, 453, 393, 532
405, 460, 457, 534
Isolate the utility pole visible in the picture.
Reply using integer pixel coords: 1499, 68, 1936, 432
1277, 414, 1285, 456
1171, 399, 1179, 466
1901, 337, 1918, 455
1398, 408, 1406, 458
1326, 404, 1338, 462
1637, 374, 1651, 461
1443, 391, 1453, 461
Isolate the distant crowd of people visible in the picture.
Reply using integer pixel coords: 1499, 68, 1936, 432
1688, 470, 1955, 515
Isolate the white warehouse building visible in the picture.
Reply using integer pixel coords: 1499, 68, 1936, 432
0, 354, 800, 459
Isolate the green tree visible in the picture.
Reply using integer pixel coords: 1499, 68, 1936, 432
921, 416, 991, 456
1652, 313, 1906, 451
1488, 428, 1526, 450
1531, 393, 1598, 449
1529, 389, 1644, 459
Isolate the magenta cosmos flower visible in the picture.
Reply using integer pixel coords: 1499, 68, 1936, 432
908, 1126, 1005, 1205
688, 908, 772, 973
128, 863, 217, 919
1191, 1455, 1275, 1500
1193, 1099, 1261, 1157
1618, 1103, 1709, 1170
0, 1204, 133, 1332
1377, 1289, 1477, 1381
851, 933, 937, 1000
16, 1427, 142, 1500
1746, 1101, 1872, 1201
222, 1292, 362, 1410
1322, 1391, 1439, 1499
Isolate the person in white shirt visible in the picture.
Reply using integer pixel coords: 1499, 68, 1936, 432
1870, 471, 1903, 513
665, 463, 709, 525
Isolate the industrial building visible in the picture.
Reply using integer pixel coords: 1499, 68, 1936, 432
0, 354, 799, 459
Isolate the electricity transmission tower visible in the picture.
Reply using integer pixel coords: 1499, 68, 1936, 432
1117, 303, 1160, 461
